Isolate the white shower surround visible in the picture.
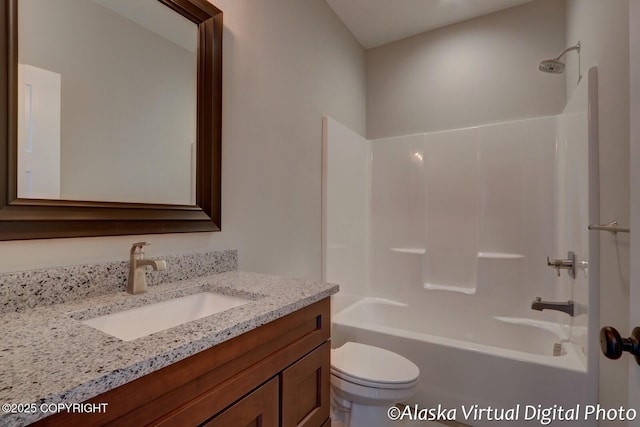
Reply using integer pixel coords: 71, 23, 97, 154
322, 67, 598, 426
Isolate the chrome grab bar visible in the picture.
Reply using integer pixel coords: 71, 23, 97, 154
588, 220, 630, 234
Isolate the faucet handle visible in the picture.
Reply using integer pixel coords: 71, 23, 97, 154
546, 251, 577, 279
546, 257, 562, 276
130, 241, 150, 256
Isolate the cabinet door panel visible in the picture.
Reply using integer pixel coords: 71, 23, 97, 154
201, 377, 279, 427
281, 342, 330, 427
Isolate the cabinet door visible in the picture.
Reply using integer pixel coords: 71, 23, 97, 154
281, 342, 330, 427
201, 377, 279, 427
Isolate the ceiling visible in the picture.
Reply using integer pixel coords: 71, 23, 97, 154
325, 0, 534, 49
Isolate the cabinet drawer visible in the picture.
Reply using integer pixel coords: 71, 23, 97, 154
200, 377, 279, 427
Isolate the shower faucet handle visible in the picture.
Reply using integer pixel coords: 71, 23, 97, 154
546, 251, 577, 279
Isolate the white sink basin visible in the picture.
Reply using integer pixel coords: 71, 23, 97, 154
81, 292, 250, 341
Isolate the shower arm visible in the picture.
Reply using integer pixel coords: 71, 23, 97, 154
553, 42, 581, 60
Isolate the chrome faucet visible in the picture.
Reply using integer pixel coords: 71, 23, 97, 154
531, 297, 575, 317
546, 251, 577, 279
127, 242, 167, 294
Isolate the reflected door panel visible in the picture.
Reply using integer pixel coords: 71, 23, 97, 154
17, 63, 61, 199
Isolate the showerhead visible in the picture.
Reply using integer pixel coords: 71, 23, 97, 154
539, 41, 580, 74
539, 59, 565, 74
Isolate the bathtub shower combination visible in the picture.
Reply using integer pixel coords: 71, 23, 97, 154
322, 67, 599, 427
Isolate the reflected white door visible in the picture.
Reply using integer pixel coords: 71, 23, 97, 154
17, 63, 61, 199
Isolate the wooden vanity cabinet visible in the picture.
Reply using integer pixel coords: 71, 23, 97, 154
33, 298, 331, 427
200, 342, 329, 427
200, 377, 279, 427
281, 342, 330, 427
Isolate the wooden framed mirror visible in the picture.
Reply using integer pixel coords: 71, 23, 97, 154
0, 0, 222, 240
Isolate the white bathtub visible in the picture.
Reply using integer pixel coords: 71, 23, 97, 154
332, 297, 593, 427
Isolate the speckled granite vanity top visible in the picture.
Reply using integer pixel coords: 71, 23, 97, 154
0, 251, 338, 426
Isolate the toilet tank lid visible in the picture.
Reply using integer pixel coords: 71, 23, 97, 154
331, 342, 419, 385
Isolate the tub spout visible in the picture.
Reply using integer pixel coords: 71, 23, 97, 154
531, 297, 575, 317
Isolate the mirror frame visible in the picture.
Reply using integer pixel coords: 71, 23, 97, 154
0, 0, 222, 240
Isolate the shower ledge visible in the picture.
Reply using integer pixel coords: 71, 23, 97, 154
477, 252, 524, 259
423, 282, 475, 294
390, 248, 524, 259
390, 247, 425, 254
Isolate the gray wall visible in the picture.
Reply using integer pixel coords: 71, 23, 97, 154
0, 0, 366, 279
365, 0, 566, 139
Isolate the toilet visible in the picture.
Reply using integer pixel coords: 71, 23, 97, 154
330, 342, 420, 427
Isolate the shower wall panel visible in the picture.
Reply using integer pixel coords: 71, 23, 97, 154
322, 116, 370, 302
369, 117, 558, 316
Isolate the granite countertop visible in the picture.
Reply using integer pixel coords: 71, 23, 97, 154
0, 270, 338, 426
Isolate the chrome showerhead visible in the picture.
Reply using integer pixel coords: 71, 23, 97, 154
539, 59, 565, 74
539, 41, 580, 74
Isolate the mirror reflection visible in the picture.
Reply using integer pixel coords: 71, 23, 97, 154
17, 0, 197, 205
